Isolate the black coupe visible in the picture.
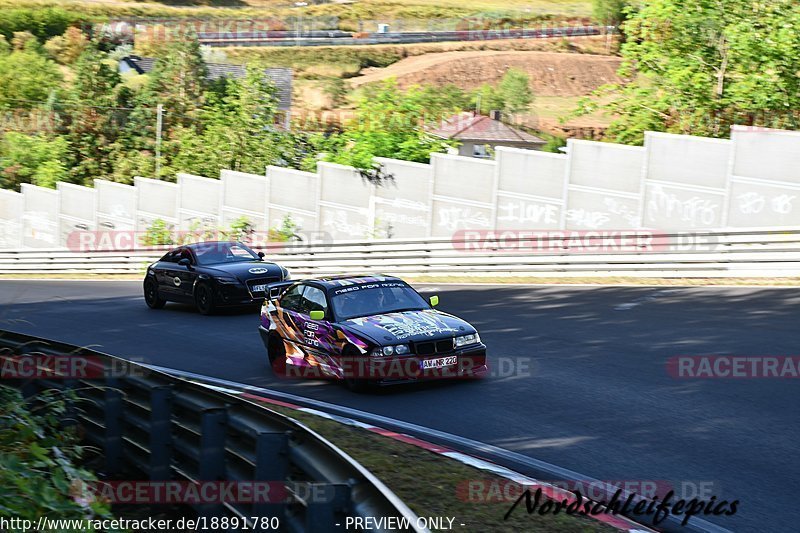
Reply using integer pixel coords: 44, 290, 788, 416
143, 241, 290, 315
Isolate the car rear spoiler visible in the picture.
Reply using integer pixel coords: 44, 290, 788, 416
266, 280, 295, 299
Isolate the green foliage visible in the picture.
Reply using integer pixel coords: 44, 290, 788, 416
44, 26, 89, 65
576, 0, 800, 144
473, 68, 534, 115
0, 386, 113, 524
0, 8, 84, 43
64, 47, 127, 185
0, 132, 69, 189
592, 0, 628, 27
325, 79, 460, 170
141, 218, 174, 246
268, 214, 299, 242
0, 47, 63, 110
226, 216, 254, 242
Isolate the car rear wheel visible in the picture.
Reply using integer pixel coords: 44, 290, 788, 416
267, 334, 286, 376
143, 279, 165, 309
195, 283, 216, 315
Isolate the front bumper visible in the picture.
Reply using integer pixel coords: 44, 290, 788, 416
213, 282, 264, 306
367, 343, 488, 385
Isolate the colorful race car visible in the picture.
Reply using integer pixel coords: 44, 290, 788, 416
258, 275, 488, 390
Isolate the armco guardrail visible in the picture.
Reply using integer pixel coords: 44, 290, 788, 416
0, 330, 423, 533
1, 228, 800, 277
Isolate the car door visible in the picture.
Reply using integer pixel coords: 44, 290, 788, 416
163, 247, 197, 301
296, 286, 332, 355
152, 249, 179, 297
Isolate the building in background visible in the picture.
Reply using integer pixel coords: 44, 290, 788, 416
430, 111, 545, 158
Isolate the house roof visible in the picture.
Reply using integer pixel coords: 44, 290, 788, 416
119, 56, 293, 111
430, 112, 545, 144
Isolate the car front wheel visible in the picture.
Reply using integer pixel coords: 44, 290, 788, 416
144, 278, 166, 309
194, 283, 217, 315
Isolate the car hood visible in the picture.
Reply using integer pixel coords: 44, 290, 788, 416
340, 309, 476, 345
205, 261, 283, 282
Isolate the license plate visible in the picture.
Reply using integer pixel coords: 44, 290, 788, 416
252, 284, 267, 293
420, 355, 457, 369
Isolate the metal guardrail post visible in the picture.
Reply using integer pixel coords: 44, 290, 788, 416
148, 385, 173, 481
253, 431, 290, 522
197, 407, 229, 518
305, 483, 351, 533
103, 381, 124, 475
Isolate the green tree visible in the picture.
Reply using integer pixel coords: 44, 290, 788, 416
593, 0, 628, 27
325, 79, 460, 170
44, 26, 89, 65
472, 69, 533, 115
172, 67, 282, 177
64, 47, 126, 185
575, 0, 800, 144
0, 132, 69, 189
143, 31, 207, 128
0, 47, 62, 110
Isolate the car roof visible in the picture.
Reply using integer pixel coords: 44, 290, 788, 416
307, 275, 405, 290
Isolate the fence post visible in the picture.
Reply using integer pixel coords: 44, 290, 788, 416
252, 431, 290, 524
103, 381, 124, 475
305, 483, 351, 533
148, 385, 173, 481
197, 407, 228, 518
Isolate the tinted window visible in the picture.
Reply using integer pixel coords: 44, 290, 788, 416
331, 283, 428, 320
280, 285, 305, 312
300, 287, 328, 316
193, 242, 259, 265
161, 250, 180, 263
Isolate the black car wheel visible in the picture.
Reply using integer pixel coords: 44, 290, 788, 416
195, 283, 217, 315
341, 345, 369, 392
143, 279, 165, 309
267, 334, 286, 376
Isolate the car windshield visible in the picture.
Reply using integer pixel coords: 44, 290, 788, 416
192, 242, 260, 265
331, 283, 429, 320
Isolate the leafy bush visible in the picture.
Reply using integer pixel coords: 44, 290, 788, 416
0, 8, 86, 43
0, 385, 113, 524
141, 218, 174, 246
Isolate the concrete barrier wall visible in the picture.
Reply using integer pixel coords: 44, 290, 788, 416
4, 126, 800, 248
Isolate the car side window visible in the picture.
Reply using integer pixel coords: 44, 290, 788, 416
280, 285, 306, 312
178, 248, 193, 264
161, 250, 179, 263
300, 287, 328, 317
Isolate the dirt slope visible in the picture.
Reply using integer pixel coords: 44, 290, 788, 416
350, 50, 622, 97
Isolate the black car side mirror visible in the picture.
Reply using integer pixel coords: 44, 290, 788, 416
258, 251, 265, 260
178, 258, 191, 267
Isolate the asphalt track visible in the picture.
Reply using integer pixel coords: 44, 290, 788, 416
2, 280, 799, 532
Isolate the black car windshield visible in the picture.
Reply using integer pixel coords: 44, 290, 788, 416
192, 242, 260, 265
331, 283, 429, 320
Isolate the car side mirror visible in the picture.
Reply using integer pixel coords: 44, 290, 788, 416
258, 251, 265, 259
178, 258, 191, 267
429, 295, 439, 307
309, 310, 325, 321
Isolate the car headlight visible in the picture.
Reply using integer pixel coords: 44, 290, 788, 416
370, 344, 410, 357
216, 276, 240, 284
282, 267, 291, 280
454, 333, 480, 348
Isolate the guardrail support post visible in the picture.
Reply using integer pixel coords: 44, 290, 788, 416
252, 431, 290, 525
148, 385, 173, 481
305, 483, 351, 533
197, 407, 228, 518
103, 382, 124, 475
